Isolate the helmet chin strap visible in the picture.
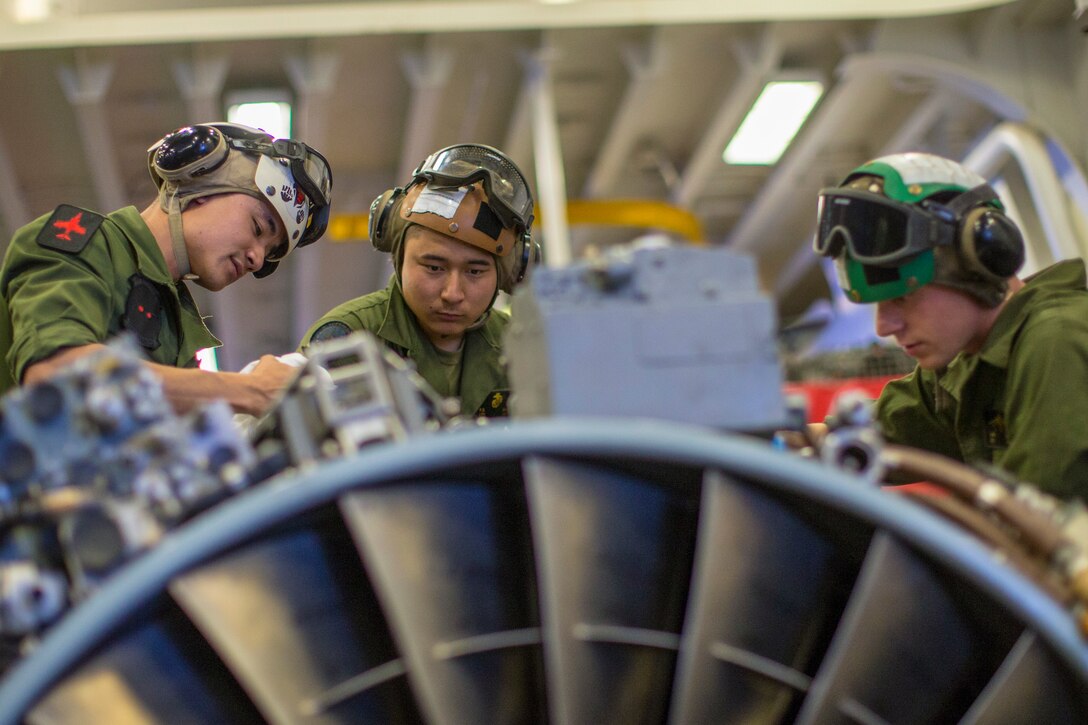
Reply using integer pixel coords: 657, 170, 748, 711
465, 308, 491, 332
464, 282, 500, 332
165, 194, 198, 281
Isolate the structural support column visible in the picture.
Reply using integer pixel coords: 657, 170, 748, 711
398, 42, 453, 181
172, 46, 229, 121
286, 45, 340, 347
57, 49, 125, 212
524, 48, 570, 267
0, 132, 29, 243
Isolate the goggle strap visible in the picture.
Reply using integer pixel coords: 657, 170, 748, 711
165, 195, 191, 279
945, 184, 999, 216
226, 136, 331, 207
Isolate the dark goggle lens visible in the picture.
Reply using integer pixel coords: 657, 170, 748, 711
816, 193, 911, 262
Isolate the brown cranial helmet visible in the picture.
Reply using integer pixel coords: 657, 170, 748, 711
368, 143, 539, 295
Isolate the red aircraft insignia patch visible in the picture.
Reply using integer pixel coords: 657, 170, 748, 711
36, 204, 103, 254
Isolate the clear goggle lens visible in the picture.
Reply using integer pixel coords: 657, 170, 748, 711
413, 144, 533, 230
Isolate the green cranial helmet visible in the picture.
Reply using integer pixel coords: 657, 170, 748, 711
815, 152, 1021, 306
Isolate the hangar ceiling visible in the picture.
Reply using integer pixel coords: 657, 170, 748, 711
0, 0, 1081, 370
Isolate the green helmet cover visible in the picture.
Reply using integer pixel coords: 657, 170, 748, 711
833, 153, 1004, 305
836, 250, 935, 303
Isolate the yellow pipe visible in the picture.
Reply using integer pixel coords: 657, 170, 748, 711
327, 199, 706, 245
563, 199, 705, 244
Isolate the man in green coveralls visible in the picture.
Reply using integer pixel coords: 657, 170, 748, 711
813, 151, 1088, 499
299, 144, 536, 418
0, 122, 332, 416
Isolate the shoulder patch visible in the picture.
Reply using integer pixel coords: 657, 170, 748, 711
37, 204, 103, 254
310, 320, 353, 343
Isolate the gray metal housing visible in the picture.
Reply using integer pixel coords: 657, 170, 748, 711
506, 240, 787, 432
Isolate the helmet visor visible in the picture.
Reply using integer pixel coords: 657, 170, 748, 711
412, 144, 533, 231
814, 188, 954, 265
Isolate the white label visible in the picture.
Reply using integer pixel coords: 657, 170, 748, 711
413, 186, 468, 219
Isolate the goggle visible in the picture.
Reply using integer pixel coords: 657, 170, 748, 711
226, 134, 333, 252
813, 188, 960, 266
411, 144, 534, 232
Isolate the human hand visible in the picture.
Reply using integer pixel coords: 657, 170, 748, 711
241, 355, 300, 416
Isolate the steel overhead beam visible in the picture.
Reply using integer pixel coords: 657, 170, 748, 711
0, 1, 1019, 50
672, 29, 782, 209
582, 30, 667, 199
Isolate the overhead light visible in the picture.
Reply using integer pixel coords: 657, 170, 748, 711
723, 79, 824, 166
12, 0, 50, 22
225, 89, 293, 139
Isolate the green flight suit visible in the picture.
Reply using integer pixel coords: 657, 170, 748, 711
0, 205, 220, 393
876, 259, 1088, 500
299, 277, 510, 417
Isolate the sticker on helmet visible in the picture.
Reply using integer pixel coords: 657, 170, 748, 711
256, 156, 308, 248
412, 187, 468, 219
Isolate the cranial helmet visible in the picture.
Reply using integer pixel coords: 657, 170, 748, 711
813, 152, 1024, 306
368, 143, 539, 295
148, 122, 333, 279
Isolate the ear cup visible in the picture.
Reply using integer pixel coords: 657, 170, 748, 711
514, 232, 541, 285
368, 188, 403, 253
959, 206, 1025, 280
496, 231, 540, 293
149, 125, 229, 184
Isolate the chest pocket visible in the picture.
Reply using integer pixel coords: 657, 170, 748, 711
123, 273, 164, 351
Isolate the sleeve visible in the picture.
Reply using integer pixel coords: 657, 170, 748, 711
3, 221, 118, 382
999, 310, 1088, 500
874, 368, 963, 461
296, 293, 387, 353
